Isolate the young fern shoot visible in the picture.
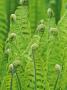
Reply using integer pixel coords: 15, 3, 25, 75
6, 33, 16, 42
9, 60, 22, 90
36, 19, 45, 34
54, 64, 61, 90
49, 27, 58, 38
47, 8, 54, 31
13, 60, 22, 90
36, 19, 45, 43
31, 43, 39, 90
10, 14, 16, 23
9, 64, 14, 90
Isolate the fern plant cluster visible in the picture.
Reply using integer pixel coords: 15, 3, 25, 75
0, 0, 67, 90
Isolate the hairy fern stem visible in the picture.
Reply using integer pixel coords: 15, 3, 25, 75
32, 50, 37, 90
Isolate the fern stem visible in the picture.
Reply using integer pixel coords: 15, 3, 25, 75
15, 71, 21, 90
53, 73, 60, 90
47, 18, 51, 41
10, 73, 13, 90
32, 50, 37, 90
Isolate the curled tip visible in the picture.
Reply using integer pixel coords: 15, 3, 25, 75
9, 64, 14, 73
31, 43, 39, 50
47, 8, 54, 18
13, 60, 21, 68
10, 14, 16, 22
36, 19, 45, 32
55, 64, 61, 72
50, 27, 58, 36
9, 33, 16, 41
5, 48, 10, 55
10, 33, 16, 37
36, 23, 45, 32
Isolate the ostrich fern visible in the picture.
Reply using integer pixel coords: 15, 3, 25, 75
0, 0, 66, 90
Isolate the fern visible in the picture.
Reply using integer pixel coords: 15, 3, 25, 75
1, 71, 19, 90
0, 1, 10, 88
58, 11, 67, 90
24, 59, 47, 90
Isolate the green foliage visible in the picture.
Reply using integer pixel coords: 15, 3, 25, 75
0, 1, 10, 88
54, 0, 62, 24
61, 0, 67, 15
58, 11, 67, 90
10, 0, 19, 14
0, 0, 67, 90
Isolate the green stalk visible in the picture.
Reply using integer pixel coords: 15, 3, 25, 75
53, 72, 60, 90
32, 50, 37, 90
48, 17, 51, 40
15, 71, 21, 90
10, 73, 13, 90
